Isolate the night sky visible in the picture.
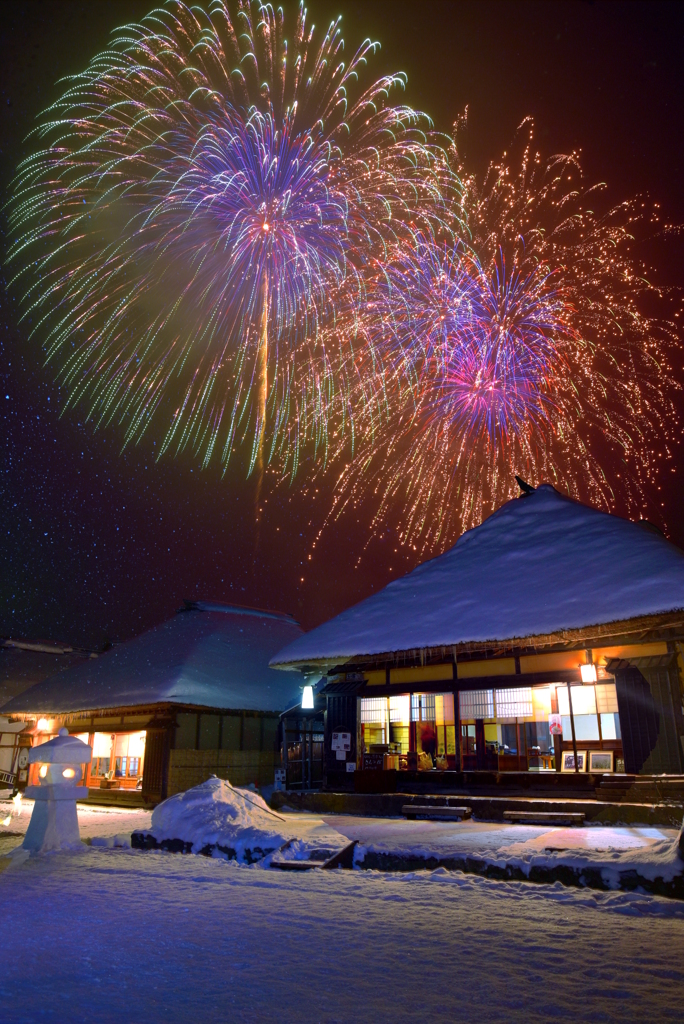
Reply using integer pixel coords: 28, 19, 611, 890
2, 0, 684, 650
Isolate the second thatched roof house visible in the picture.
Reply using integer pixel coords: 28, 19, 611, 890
1, 602, 303, 803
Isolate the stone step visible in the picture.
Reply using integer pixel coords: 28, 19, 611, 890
504, 810, 585, 825
272, 790, 684, 827
402, 805, 472, 821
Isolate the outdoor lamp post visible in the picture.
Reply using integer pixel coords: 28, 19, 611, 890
22, 728, 92, 852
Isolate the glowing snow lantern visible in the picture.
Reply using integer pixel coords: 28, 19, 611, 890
22, 728, 92, 853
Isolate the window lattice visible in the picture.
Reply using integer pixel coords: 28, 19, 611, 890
459, 689, 494, 720
360, 697, 388, 725
494, 687, 533, 719
595, 683, 618, 714
411, 693, 436, 722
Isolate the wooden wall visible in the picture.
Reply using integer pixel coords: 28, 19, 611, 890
167, 748, 279, 795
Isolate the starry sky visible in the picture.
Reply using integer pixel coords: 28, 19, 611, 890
2, 0, 684, 650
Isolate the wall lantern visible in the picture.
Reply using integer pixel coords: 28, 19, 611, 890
580, 663, 597, 684
36, 718, 49, 732
301, 685, 315, 709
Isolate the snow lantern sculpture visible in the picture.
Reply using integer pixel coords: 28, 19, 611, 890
22, 728, 92, 852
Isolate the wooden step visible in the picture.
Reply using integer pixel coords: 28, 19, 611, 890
402, 805, 472, 821
503, 811, 585, 825
270, 839, 357, 871
269, 859, 329, 871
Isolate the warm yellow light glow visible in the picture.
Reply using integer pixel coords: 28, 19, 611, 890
580, 663, 598, 683
39, 764, 48, 778
62, 768, 76, 779
37, 718, 49, 731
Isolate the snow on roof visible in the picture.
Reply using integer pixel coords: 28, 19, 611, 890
271, 485, 684, 667
1, 603, 304, 715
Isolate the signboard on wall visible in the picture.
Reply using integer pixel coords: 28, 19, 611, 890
362, 752, 384, 771
331, 732, 351, 751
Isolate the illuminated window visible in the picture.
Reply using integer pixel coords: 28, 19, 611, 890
495, 688, 533, 719
360, 698, 388, 725
411, 693, 436, 722
90, 757, 110, 778
557, 685, 600, 741
389, 695, 410, 725
595, 683, 618, 714
459, 689, 494, 720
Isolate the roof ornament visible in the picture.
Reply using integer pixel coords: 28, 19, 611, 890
515, 475, 535, 496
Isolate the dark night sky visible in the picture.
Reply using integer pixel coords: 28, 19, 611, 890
2, 0, 684, 649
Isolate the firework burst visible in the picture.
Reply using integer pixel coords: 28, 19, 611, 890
325, 114, 680, 554
7, 0, 446, 477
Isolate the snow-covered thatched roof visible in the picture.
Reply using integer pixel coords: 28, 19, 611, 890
271, 485, 684, 668
1, 603, 304, 715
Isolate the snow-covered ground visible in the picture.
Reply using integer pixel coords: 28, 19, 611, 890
1, 842, 683, 1023
1, 795, 684, 1022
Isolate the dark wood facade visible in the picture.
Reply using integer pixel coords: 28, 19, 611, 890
303, 621, 684, 789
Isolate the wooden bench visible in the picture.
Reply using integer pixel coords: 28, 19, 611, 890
503, 811, 585, 826
402, 805, 472, 821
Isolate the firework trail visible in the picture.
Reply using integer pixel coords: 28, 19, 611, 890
7, 0, 447, 491
323, 113, 680, 555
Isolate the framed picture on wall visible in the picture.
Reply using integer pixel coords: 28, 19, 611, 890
588, 750, 614, 773
561, 749, 587, 772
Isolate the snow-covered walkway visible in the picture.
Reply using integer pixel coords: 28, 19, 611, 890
1, 841, 684, 1023
2, 795, 682, 888
1, 795, 684, 1021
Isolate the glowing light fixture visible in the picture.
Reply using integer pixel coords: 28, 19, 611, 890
62, 768, 76, 779
301, 685, 314, 709
580, 663, 597, 684
39, 764, 48, 778
36, 718, 49, 731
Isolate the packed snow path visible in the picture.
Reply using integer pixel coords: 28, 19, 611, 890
1, 845, 684, 1023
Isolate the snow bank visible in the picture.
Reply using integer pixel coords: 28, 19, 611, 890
356, 826, 684, 896
272, 485, 684, 662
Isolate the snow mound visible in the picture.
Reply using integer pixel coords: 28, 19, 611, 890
147, 776, 345, 863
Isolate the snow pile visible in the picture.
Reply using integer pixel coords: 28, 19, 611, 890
272, 484, 684, 661
148, 777, 292, 861
146, 776, 347, 863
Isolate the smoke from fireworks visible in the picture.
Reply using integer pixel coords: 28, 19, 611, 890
7, 0, 446, 480
322, 113, 680, 554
